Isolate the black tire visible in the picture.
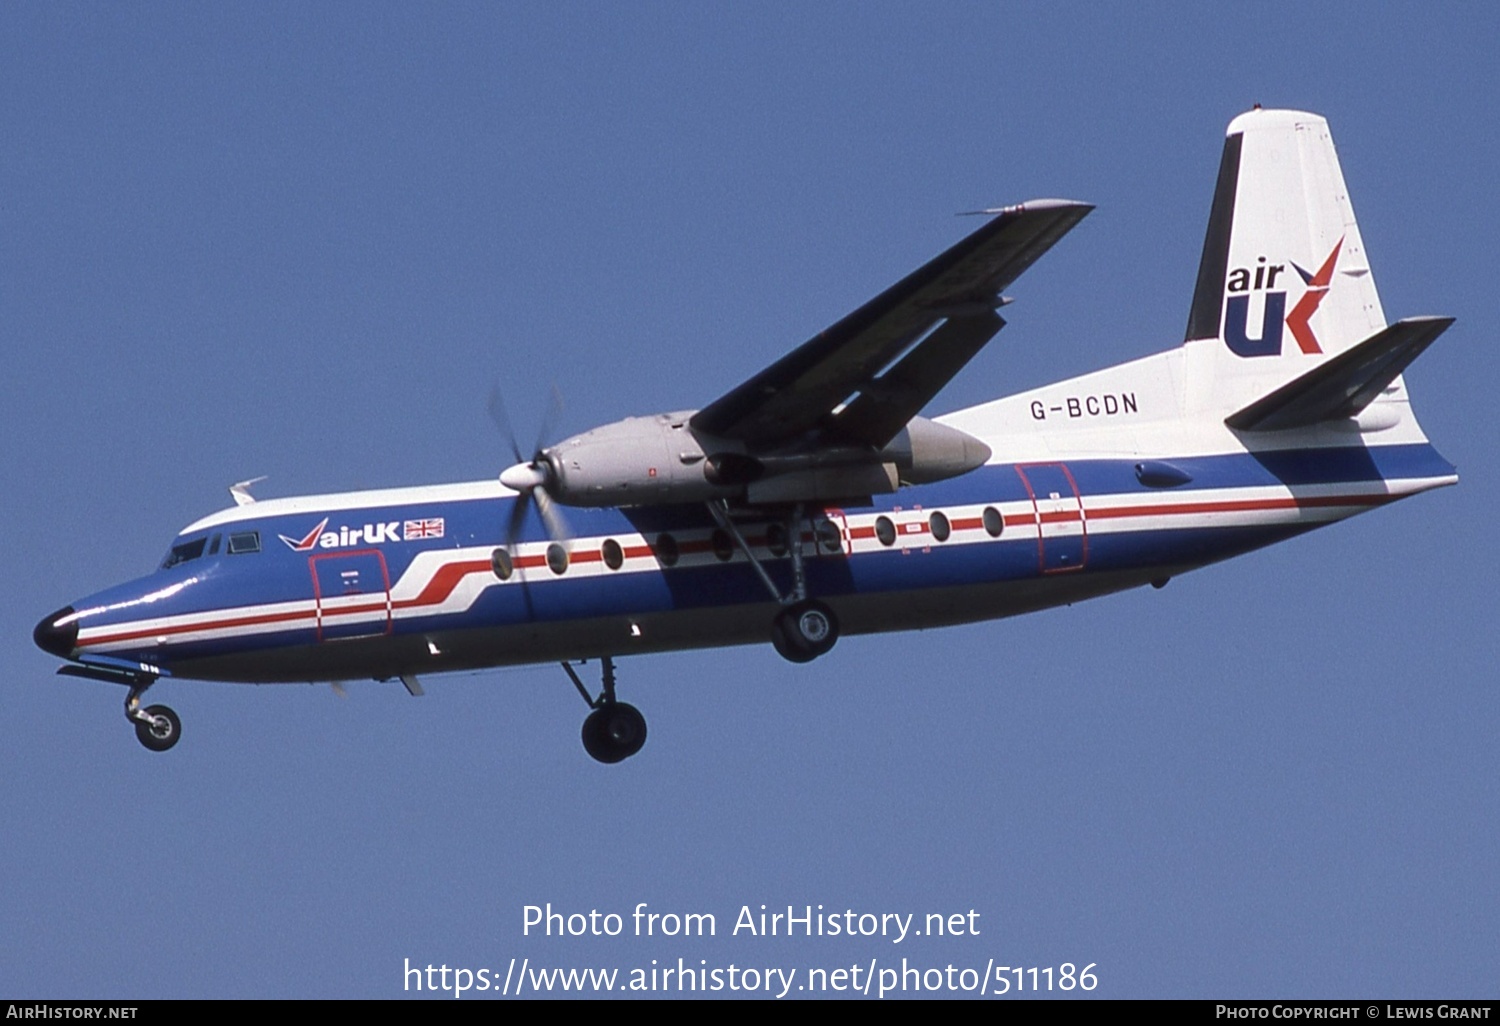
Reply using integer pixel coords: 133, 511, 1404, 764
581, 702, 648, 764
770, 612, 817, 663
772, 600, 839, 662
134, 704, 181, 752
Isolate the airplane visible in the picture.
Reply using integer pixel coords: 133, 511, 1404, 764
34, 108, 1457, 764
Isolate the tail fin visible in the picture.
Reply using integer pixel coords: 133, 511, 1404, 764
1185, 109, 1389, 393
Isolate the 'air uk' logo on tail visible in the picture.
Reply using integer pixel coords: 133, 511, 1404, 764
1223, 237, 1343, 357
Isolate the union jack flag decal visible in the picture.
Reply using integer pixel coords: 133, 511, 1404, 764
403, 518, 445, 540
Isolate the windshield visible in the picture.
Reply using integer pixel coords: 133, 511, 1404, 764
161, 536, 207, 569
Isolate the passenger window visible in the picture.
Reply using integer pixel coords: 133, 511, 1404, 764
491, 548, 514, 580
711, 529, 734, 562
928, 511, 951, 543
654, 533, 680, 568
228, 531, 261, 555
601, 539, 624, 570
875, 516, 896, 547
766, 524, 788, 557
982, 506, 1004, 538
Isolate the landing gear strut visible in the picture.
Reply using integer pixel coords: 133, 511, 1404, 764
562, 656, 647, 764
707, 499, 841, 664
56, 661, 182, 752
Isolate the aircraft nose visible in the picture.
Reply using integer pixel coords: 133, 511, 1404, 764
34, 606, 79, 658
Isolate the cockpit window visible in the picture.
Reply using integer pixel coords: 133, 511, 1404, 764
228, 531, 261, 555
162, 537, 207, 569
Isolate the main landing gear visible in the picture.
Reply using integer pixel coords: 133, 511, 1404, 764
707, 500, 841, 664
771, 600, 839, 663
562, 656, 647, 764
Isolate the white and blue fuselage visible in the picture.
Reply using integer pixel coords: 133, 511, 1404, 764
41, 411, 1455, 683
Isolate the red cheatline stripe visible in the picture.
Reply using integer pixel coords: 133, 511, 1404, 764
83, 606, 315, 647
397, 559, 492, 607
1085, 493, 1390, 520
320, 601, 390, 619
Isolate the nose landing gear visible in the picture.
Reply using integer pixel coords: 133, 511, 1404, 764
54, 660, 183, 752
124, 682, 181, 752
132, 701, 181, 752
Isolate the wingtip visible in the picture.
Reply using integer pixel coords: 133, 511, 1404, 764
1016, 198, 1094, 211
959, 198, 1094, 218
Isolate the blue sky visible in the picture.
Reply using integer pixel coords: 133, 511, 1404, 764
3, 2, 1495, 999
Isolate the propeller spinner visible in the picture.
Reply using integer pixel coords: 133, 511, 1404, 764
489, 385, 571, 552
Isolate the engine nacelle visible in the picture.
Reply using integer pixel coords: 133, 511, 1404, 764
542, 411, 991, 507
881, 417, 993, 485
545, 412, 732, 507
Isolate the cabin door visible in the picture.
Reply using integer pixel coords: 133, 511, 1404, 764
309, 551, 393, 641
1015, 463, 1088, 574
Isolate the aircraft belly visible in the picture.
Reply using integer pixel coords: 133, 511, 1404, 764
169, 571, 1168, 683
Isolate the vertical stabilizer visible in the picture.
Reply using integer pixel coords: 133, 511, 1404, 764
1185, 110, 1388, 395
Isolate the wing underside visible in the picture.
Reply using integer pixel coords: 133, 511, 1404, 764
690, 199, 1092, 451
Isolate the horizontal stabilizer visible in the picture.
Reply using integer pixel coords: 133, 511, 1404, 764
1225, 316, 1453, 432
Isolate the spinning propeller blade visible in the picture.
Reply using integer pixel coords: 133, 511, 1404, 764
489, 382, 571, 559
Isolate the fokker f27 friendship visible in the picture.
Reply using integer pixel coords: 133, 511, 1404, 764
35, 110, 1456, 762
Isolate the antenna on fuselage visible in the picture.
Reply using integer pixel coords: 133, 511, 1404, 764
229, 476, 268, 506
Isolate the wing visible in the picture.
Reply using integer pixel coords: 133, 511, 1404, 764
690, 199, 1092, 450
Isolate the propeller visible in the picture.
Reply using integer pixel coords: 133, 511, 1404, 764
489, 384, 571, 558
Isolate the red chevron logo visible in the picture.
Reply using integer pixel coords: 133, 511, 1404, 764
278, 517, 329, 552
1285, 238, 1343, 354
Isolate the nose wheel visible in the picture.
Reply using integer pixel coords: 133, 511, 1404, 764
133, 704, 181, 752
53, 661, 184, 753
125, 684, 181, 752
